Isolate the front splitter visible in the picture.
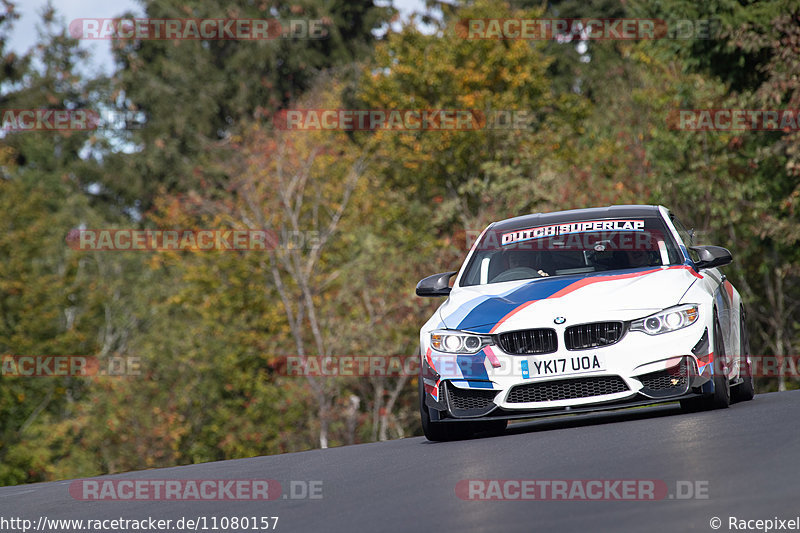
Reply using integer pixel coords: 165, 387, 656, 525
436, 391, 707, 423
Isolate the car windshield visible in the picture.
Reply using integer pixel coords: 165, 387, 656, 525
460, 217, 684, 286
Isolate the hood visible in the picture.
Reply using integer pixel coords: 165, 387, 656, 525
438, 266, 700, 333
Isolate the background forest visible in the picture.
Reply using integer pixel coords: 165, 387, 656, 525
1, 0, 798, 485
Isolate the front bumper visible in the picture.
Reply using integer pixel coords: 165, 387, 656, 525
422, 313, 719, 420
427, 355, 712, 421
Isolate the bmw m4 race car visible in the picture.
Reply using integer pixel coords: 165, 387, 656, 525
416, 205, 755, 441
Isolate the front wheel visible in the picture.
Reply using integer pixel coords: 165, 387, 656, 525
731, 308, 755, 403
681, 311, 730, 412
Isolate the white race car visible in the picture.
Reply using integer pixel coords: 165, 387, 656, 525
416, 205, 754, 441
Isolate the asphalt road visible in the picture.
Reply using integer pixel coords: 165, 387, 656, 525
2, 390, 799, 533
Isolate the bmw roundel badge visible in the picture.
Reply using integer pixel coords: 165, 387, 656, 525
554, 317, 566, 324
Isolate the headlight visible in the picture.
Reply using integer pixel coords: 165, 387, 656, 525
430, 330, 493, 354
630, 305, 699, 335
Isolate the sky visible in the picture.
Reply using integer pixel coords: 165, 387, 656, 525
7, 0, 430, 75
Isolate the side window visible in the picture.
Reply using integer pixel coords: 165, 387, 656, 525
671, 216, 700, 263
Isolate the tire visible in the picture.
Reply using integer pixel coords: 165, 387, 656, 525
419, 379, 474, 442
731, 307, 755, 403
681, 310, 730, 411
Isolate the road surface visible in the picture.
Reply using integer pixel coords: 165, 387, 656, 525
2, 390, 798, 533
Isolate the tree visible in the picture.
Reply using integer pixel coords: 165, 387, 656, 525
101, 0, 393, 210
356, 0, 587, 241
0, 3, 116, 485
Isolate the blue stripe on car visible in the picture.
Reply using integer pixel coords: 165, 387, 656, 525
456, 351, 490, 383
454, 276, 578, 332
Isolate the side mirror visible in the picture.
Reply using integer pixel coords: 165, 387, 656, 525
415, 271, 457, 297
690, 245, 732, 270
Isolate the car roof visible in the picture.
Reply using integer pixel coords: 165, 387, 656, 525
488, 205, 665, 233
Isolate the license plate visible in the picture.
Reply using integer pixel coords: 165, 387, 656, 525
521, 354, 605, 379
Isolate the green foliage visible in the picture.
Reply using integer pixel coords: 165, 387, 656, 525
626, 0, 793, 93
102, 0, 393, 209
0, 4, 116, 484
356, 0, 588, 240
3, 0, 800, 486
